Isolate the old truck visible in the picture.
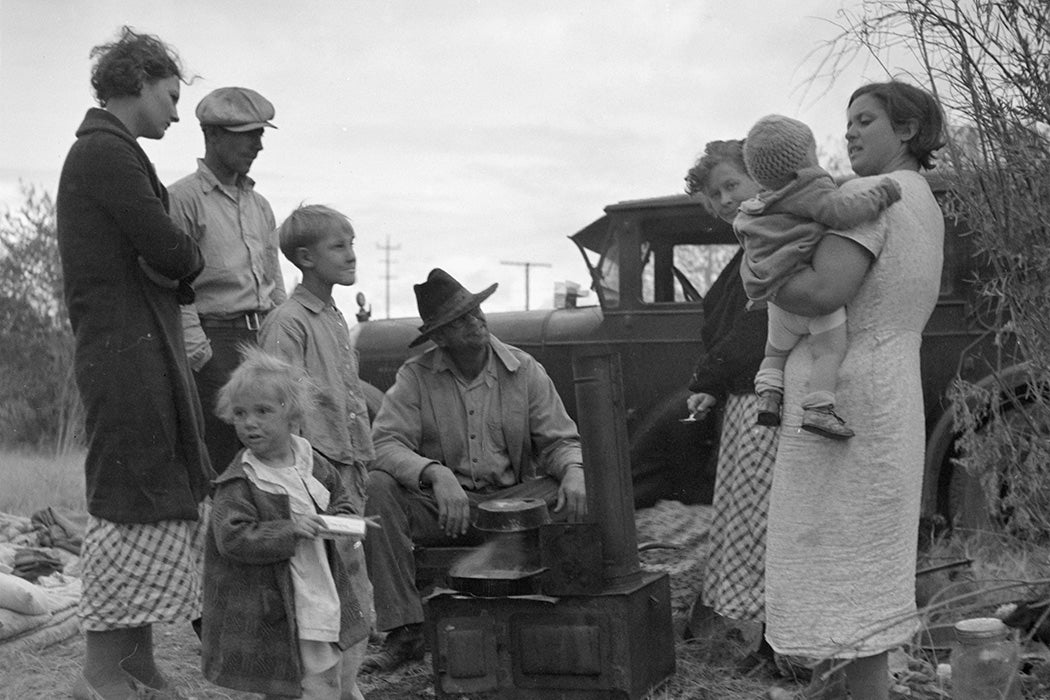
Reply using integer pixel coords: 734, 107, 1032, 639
352, 180, 1024, 528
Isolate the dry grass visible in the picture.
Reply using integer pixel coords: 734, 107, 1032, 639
0, 611, 776, 700
4, 459, 1050, 698
5, 539, 1050, 699
0, 448, 85, 516
919, 530, 1050, 622
0, 495, 770, 699
898, 532, 1050, 699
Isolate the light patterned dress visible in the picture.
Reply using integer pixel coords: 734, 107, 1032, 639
701, 392, 778, 621
765, 170, 943, 658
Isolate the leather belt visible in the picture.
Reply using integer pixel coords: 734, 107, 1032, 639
199, 311, 266, 331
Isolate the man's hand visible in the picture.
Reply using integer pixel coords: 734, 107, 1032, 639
426, 464, 472, 537
554, 465, 587, 522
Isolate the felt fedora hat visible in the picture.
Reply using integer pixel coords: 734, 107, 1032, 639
409, 268, 497, 348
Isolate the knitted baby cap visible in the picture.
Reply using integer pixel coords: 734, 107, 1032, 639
743, 114, 816, 190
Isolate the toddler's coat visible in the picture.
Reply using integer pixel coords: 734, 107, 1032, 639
202, 449, 368, 696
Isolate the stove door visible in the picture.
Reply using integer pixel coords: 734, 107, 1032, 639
431, 615, 501, 694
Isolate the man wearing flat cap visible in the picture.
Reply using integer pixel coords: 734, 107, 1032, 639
362, 268, 587, 673
168, 87, 286, 472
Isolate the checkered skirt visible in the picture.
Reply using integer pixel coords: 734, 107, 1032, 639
701, 393, 778, 622
78, 502, 208, 631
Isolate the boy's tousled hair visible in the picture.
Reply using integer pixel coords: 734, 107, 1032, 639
90, 25, 184, 106
214, 344, 314, 424
277, 204, 355, 268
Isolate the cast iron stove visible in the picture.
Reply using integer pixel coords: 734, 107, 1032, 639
424, 351, 676, 699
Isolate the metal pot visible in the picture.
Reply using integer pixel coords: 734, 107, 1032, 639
474, 498, 550, 532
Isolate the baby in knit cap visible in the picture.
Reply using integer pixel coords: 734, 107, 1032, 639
735, 114, 902, 439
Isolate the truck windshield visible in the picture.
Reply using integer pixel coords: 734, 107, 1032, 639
641, 243, 738, 303
595, 237, 621, 308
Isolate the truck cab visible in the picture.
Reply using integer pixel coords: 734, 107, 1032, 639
353, 182, 1022, 521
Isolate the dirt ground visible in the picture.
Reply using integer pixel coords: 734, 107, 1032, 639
1, 501, 729, 700
0, 611, 772, 700
0, 622, 438, 700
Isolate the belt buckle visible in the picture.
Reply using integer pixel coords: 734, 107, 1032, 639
245, 312, 261, 331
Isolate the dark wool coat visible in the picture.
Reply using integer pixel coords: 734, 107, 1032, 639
687, 248, 768, 401
56, 108, 212, 523
202, 450, 368, 697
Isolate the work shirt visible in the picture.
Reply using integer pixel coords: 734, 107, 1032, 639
168, 159, 286, 369
447, 350, 515, 490
259, 285, 375, 512
370, 335, 582, 494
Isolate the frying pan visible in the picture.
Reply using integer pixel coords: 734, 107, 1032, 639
447, 566, 547, 597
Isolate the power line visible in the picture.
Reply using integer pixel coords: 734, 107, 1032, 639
377, 236, 400, 319
500, 260, 551, 310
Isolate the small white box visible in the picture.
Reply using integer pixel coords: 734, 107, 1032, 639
319, 514, 368, 538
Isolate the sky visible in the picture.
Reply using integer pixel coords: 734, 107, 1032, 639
0, 0, 902, 319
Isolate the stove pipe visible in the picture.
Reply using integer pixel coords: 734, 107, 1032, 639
572, 349, 640, 586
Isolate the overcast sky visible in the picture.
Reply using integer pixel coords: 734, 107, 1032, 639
0, 0, 903, 318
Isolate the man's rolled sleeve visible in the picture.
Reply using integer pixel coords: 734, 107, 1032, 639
262, 203, 287, 307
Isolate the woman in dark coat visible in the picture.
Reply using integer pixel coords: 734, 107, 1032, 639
56, 26, 212, 700
683, 140, 779, 674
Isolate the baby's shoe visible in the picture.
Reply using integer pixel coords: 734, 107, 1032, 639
756, 390, 783, 427
801, 405, 854, 440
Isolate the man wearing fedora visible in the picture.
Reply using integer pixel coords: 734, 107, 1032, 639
362, 268, 588, 673
169, 86, 286, 473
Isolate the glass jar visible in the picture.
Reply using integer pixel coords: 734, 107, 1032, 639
950, 617, 1022, 700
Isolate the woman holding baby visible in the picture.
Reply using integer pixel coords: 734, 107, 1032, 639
762, 81, 947, 700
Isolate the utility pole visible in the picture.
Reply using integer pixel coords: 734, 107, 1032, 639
377, 236, 400, 319
500, 260, 551, 310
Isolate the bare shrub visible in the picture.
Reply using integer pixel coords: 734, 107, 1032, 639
0, 183, 82, 454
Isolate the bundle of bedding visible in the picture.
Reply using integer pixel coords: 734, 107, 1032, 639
0, 511, 82, 651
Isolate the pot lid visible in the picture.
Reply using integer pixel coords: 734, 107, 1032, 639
474, 498, 551, 532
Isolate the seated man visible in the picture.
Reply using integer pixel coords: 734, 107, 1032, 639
362, 268, 588, 673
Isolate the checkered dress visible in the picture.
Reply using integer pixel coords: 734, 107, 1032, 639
78, 502, 208, 631
701, 393, 778, 622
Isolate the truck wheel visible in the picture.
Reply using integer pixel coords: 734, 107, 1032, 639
945, 462, 996, 533
945, 400, 1050, 535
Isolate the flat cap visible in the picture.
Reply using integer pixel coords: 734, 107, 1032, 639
195, 87, 277, 132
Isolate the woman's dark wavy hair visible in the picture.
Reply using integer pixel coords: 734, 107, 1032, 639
683, 139, 747, 216
89, 26, 183, 105
849, 81, 947, 170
